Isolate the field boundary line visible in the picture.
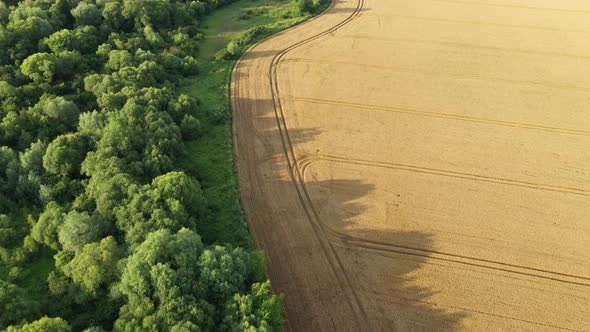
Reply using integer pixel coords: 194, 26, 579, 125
333, 235, 590, 287
296, 154, 590, 286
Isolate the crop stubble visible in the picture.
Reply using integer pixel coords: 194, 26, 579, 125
231, 0, 590, 330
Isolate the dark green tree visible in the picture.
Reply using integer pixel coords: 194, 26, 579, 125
0, 280, 40, 329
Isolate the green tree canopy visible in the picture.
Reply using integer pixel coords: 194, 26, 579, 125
62, 236, 122, 294
20, 52, 62, 84
71, 1, 102, 27
221, 281, 284, 332
5, 316, 71, 332
0, 280, 40, 329
115, 171, 205, 245
58, 211, 106, 253
43, 133, 91, 177
114, 228, 214, 331
30, 201, 64, 250
45, 26, 99, 54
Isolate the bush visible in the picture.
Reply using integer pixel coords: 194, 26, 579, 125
180, 114, 202, 140
208, 105, 231, 125
297, 0, 314, 14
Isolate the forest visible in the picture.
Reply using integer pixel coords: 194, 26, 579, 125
0, 0, 327, 330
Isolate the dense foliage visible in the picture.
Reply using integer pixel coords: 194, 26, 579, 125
0, 0, 287, 330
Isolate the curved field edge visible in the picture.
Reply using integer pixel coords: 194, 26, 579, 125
229, 0, 378, 330
180, 0, 331, 247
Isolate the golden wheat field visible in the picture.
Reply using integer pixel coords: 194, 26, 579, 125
231, 0, 590, 330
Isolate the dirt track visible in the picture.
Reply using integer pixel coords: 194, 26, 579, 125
231, 0, 590, 330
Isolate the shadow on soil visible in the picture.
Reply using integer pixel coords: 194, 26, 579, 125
233, 74, 467, 330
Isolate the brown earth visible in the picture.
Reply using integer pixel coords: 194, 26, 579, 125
231, 0, 590, 330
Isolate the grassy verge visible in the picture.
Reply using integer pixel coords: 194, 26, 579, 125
180, 0, 328, 247
17, 249, 53, 302
0, 211, 53, 305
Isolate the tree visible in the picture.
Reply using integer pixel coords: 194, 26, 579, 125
62, 236, 122, 294
0, 280, 40, 329
198, 245, 251, 306
180, 114, 201, 140
114, 228, 214, 331
0, 95, 81, 149
84, 97, 182, 180
0, 146, 18, 211
38, 176, 83, 205
58, 211, 105, 253
16, 140, 47, 205
143, 25, 164, 48
221, 281, 283, 332
83, 327, 107, 332
115, 171, 205, 245
30, 201, 64, 250
45, 27, 99, 54
43, 133, 91, 177
101, 0, 128, 31
20, 53, 62, 84
55, 50, 87, 83
122, 0, 173, 29
0, 215, 24, 249
105, 49, 133, 72
0, 2, 8, 25
43, 97, 80, 128
135, 60, 165, 87
90, 172, 135, 220
78, 110, 109, 137
45, 29, 74, 53
5, 316, 71, 332
6, 9, 54, 62
296, 0, 314, 14
71, 1, 102, 27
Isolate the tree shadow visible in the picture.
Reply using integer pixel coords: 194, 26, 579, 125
231, 85, 468, 330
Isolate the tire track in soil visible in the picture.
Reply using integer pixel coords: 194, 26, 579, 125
298, 154, 590, 196
265, 0, 372, 330
297, 154, 590, 286
233, 0, 590, 329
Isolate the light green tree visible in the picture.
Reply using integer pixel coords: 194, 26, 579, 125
20, 52, 62, 83
5, 316, 70, 332
62, 236, 122, 294
31, 201, 64, 250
